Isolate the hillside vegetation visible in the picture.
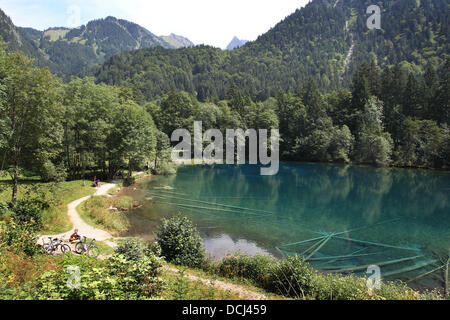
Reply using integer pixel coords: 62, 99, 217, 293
0, 12, 193, 79
95, 0, 449, 101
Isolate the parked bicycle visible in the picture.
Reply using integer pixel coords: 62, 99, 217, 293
42, 236, 71, 255
75, 236, 100, 258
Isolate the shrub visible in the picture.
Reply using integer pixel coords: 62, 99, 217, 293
39, 161, 67, 183
217, 253, 277, 288
115, 238, 145, 262
268, 255, 315, 298
105, 254, 165, 298
0, 221, 41, 257
156, 216, 206, 268
13, 200, 44, 230
115, 238, 163, 262
309, 272, 368, 300
145, 241, 162, 257
0, 202, 11, 218
35, 252, 165, 300
21, 183, 60, 210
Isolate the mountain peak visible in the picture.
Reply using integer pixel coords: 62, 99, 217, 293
226, 36, 248, 50
104, 16, 120, 23
160, 34, 195, 49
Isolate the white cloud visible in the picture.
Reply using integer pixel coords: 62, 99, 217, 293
0, 0, 310, 48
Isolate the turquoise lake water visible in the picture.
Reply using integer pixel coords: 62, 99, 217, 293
127, 162, 450, 288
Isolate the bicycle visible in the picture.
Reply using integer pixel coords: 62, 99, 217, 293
42, 236, 71, 255
75, 236, 100, 258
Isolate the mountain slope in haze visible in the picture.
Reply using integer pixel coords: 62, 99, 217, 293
0, 9, 194, 79
226, 36, 248, 50
161, 34, 194, 48
95, 0, 449, 101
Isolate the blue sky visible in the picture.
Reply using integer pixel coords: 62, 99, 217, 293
0, 0, 309, 48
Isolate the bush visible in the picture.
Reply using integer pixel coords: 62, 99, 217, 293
13, 200, 43, 230
21, 183, 60, 210
145, 241, 162, 257
106, 253, 165, 298
156, 216, 206, 268
115, 238, 145, 262
217, 253, 277, 288
0, 202, 11, 218
36, 252, 165, 300
39, 161, 67, 183
0, 221, 41, 257
268, 255, 315, 298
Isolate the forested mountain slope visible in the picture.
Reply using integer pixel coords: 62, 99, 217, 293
95, 0, 449, 101
0, 10, 193, 79
0, 9, 53, 70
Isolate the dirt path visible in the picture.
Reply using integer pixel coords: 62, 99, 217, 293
37, 175, 142, 247
163, 266, 268, 300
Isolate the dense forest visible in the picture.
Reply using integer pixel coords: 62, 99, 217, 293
1, 39, 449, 205
95, 0, 449, 101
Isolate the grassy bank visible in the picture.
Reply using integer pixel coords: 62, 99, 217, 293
77, 195, 133, 236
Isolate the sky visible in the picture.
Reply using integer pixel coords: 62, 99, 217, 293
0, 0, 310, 49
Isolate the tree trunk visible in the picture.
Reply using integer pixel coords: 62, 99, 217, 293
128, 159, 132, 178
11, 160, 19, 207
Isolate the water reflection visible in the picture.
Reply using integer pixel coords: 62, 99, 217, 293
202, 234, 273, 260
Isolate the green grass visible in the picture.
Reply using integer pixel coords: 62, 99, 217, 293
160, 267, 238, 300
0, 177, 96, 234
77, 196, 132, 236
41, 181, 97, 234
43, 29, 70, 41
80, 239, 115, 256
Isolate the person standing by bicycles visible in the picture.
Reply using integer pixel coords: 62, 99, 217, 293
69, 229, 81, 243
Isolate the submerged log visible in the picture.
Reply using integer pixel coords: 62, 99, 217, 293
153, 200, 263, 216
381, 259, 438, 278
149, 193, 274, 215
407, 264, 446, 283
300, 236, 328, 255
308, 252, 381, 262
322, 255, 424, 273
333, 235, 421, 253
280, 235, 330, 248
305, 234, 335, 261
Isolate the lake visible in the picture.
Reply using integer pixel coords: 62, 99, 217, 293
124, 162, 450, 289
